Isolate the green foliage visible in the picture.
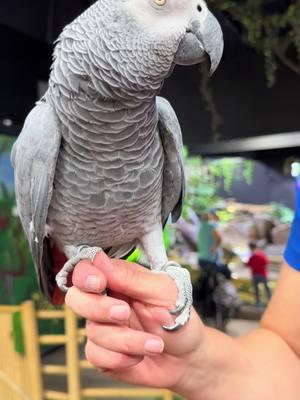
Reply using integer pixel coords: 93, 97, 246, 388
0, 135, 13, 154
0, 182, 38, 303
243, 159, 254, 186
30, 291, 62, 311
0, 184, 26, 271
208, 0, 300, 86
215, 208, 235, 223
183, 155, 220, 217
200, 1, 300, 138
12, 311, 25, 355
0, 135, 39, 305
269, 202, 294, 223
199, 61, 223, 141
183, 151, 253, 216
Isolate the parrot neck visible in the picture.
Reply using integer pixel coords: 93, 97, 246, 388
46, 84, 160, 159
53, 0, 177, 100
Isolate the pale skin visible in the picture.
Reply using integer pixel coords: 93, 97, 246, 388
66, 253, 300, 399
211, 228, 221, 256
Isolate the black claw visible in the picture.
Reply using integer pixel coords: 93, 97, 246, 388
169, 298, 188, 315
162, 313, 191, 332
162, 322, 185, 332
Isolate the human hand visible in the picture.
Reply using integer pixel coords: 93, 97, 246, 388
66, 255, 300, 400
65, 252, 206, 392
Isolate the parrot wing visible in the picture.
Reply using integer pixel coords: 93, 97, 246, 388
157, 96, 185, 225
11, 100, 61, 298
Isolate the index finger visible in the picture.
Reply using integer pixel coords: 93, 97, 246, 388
90, 252, 178, 309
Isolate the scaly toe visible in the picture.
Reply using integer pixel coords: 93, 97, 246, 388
163, 304, 191, 331
160, 261, 193, 331
56, 246, 102, 292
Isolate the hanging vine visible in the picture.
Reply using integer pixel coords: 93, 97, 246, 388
200, 0, 300, 139
208, 0, 300, 86
199, 61, 223, 141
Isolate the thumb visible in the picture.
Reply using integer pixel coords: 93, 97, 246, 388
93, 252, 178, 309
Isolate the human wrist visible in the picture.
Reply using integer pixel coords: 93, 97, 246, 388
173, 326, 300, 400
171, 326, 254, 400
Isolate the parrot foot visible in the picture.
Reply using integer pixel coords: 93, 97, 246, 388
155, 261, 193, 331
56, 245, 102, 292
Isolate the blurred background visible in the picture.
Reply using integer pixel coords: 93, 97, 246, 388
0, 0, 299, 399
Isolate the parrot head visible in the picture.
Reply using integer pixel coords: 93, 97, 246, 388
119, 0, 224, 76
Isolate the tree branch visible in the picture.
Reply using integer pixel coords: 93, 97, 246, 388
272, 44, 300, 75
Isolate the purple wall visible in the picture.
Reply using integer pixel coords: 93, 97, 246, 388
217, 160, 296, 210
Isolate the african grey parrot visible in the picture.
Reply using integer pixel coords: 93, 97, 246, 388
11, 0, 223, 330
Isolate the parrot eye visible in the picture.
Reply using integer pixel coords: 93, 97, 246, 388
154, 0, 167, 6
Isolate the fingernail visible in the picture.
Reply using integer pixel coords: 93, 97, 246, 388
85, 275, 100, 292
144, 339, 164, 354
110, 305, 130, 321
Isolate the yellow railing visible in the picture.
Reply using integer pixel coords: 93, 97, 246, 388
0, 301, 173, 400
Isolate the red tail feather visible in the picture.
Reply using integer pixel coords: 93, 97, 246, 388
51, 245, 73, 305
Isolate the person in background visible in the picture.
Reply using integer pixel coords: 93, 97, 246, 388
198, 211, 222, 270
195, 211, 222, 318
246, 242, 271, 306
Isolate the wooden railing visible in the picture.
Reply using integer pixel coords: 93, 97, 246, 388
0, 301, 173, 400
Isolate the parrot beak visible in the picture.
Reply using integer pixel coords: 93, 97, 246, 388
194, 10, 224, 75
175, 9, 224, 75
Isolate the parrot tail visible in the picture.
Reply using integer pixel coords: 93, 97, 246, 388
50, 245, 70, 305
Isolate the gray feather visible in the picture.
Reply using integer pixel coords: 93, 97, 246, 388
12, 101, 61, 297
157, 97, 185, 224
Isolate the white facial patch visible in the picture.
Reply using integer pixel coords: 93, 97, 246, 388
125, 0, 209, 39
125, 0, 187, 36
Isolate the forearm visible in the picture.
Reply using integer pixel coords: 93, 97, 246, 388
261, 263, 300, 358
173, 326, 300, 400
